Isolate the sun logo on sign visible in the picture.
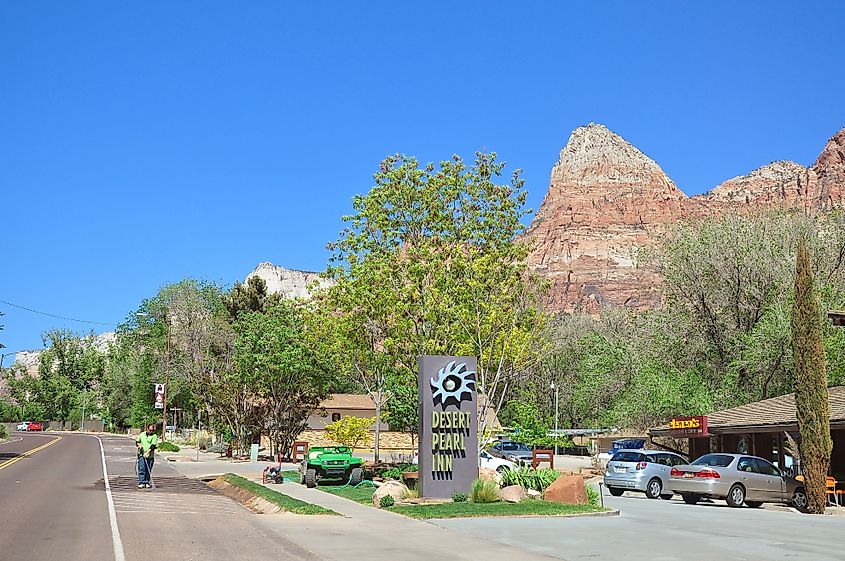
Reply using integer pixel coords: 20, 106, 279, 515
430, 361, 476, 409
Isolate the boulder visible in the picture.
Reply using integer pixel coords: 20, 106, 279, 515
372, 480, 407, 508
498, 485, 528, 503
526, 488, 542, 499
543, 475, 588, 505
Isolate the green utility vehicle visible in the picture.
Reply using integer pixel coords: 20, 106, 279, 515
300, 446, 364, 488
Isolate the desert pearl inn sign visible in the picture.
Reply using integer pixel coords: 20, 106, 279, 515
418, 356, 478, 499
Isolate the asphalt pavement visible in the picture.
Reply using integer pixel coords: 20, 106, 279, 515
0, 431, 114, 561
0, 432, 321, 561
433, 488, 845, 561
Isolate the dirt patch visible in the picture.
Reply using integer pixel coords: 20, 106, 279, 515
207, 476, 282, 514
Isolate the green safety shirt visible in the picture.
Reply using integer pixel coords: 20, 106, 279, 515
136, 431, 160, 458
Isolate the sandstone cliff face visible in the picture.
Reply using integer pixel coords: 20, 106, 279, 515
528, 125, 845, 314
246, 262, 333, 299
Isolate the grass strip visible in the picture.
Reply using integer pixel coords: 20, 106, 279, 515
223, 473, 338, 515
390, 501, 607, 519
320, 484, 377, 504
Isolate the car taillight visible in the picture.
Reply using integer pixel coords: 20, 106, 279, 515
670, 468, 682, 477
695, 469, 720, 479
636, 462, 647, 470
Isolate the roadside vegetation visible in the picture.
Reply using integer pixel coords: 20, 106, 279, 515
221, 473, 336, 515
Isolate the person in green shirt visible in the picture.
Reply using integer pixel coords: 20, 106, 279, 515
136, 423, 160, 489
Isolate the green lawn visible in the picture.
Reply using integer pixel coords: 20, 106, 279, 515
391, 501, 607, 519
314, 482, 606, 519
319, 483, 379, 504
223, 473, 338, 515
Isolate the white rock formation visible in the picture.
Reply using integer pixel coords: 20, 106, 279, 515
246, 262, 333, 299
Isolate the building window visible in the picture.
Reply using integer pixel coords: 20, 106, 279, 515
331, 413, 341, 422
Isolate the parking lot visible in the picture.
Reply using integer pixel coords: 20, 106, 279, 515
432, 489, 845, 561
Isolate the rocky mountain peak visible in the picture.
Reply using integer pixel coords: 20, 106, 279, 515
704, 160, 808, 202
552, 123, 681, 193
246, 262, 333, 299
814, 127, 845, 170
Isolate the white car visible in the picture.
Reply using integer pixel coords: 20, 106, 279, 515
480, 450, 517, 473
17, 422, 30, 431
412, 451, 517, 473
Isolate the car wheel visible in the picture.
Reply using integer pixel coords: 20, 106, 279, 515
791, 488, 809, 513
745, 501, 763, 508
645, 478, 663, 499
726, 484, 745, 508
608, 487, 625, 497
349, 467, 363, 486
682, 494, 699, 505
496, 465, 510, 474
305, 468, 317, 488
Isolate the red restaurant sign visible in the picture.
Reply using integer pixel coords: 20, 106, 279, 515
667, 415, 709, 437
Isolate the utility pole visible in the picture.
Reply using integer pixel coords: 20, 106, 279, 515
162, 314, 170, 441
551, 381, 559, 455
80, 386, 86, 432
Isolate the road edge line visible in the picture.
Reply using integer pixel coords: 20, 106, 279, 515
96, 436, 126, 561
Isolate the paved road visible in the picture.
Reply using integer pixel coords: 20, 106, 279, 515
433, 489, 845, 561
0, 432, 321, 561
0, 431, 113, 561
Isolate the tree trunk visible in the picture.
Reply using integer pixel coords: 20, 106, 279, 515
374, 388, 382, 463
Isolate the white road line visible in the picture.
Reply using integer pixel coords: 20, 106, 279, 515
96, 436, 126, 561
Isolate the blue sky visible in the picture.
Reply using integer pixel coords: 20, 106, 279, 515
2, 1, 844, 354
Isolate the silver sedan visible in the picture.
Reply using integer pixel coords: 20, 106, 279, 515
668, 453, 808, 511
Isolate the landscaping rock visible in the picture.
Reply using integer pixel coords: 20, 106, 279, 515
372, 480, 407, 508
498, 485, 527, 503
543, 474, 588, 505
526, 488, 542, 499
479, 467, 502, 485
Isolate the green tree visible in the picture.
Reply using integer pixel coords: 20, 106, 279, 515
318, 152, 547, 459
233, 300, 329, 458
792, 236, 833, 514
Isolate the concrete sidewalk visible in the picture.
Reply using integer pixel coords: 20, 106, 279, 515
168, 446, 557, 561
254, 481, 557, 561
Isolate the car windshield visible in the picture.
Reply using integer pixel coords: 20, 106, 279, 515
513, 443, 530, 451
691, 454, 734, 467
611, 451, 644, 462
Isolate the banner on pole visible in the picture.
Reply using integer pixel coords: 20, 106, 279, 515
154, 383, 166, 409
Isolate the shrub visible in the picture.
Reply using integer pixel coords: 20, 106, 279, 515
378, 464, 417, 480
158, 441, 180, 452
0, 424, 8, 439
586, 485, 599, 506
325, 416, 375, 450
501, 466, 560, 491
402, 487, 419, 500
470, 478, 500, 503
379, 495, 395, 508
451, 492, 468, 503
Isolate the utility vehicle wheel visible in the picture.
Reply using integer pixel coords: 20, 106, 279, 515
305, 468, 317, 488
350, 467, 363, 486
645, 478, 663, 499
608, 487, 625, 497
726, 484, 745, 508
682, 494, 699, 505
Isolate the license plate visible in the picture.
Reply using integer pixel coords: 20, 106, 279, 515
683, 473, 694, 478
614, 467, 627, 473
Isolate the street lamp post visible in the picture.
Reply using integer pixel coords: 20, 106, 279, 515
551, 381, 560, 455
137, 311, 171, 441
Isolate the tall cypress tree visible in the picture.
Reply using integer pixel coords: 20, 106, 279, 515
791, 236, 832, 514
